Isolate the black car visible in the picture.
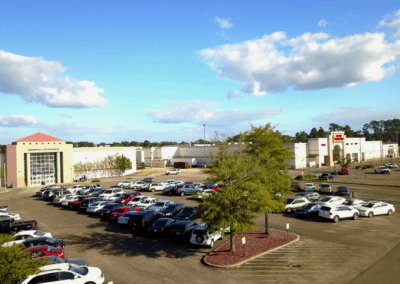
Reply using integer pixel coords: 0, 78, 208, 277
175, 206, 198, 220
142, 177, 154, 184
80, 197, 102, 210
149, 218, 177, 238
319, 173, 334, 180
337, 186, 350, 196
36, 255, 89, 267
22, 237, 65, 249
162, 185, 177, 196
159, 203, 187, 217
128, 210, 162, 231
42, 189, 61, 201
97, 203, 123, 219
92, 190, 106, 197
170, 220, 198, 242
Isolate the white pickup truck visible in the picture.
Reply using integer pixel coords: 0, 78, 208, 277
374, 166, 390, 174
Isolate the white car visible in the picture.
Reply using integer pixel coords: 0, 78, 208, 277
319, 206, 360, 223
196, 189, 217, 200
166, 168, 180, 175
161, 179, 176, 185
357, 201, 395, 217
135, 197, 159, 209
315, 196, 346, 207
99, 188, 123, 200
17, 263, 104, 284
53, 194, 74, 205
148, 183, 168, 192
341, 199, 366, 209
87, 201, 109, 214
3, 230, 53, 247
108, 193, 124, 203
304, 183, 316, 192
190, 224, 223, 248
62, 195, 80, 207
66, 185, 86, 194
117, 180, 133, 188
284, 197, 310, 213
126, 196, 149, 207
385, 163, 398, 169
0, 211, 21, 220
128, 181, 149, 190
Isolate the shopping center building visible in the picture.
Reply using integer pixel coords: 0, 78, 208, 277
0, 133, 136, 188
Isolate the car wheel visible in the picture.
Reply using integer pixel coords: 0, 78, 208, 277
181, 192, 186, 196
353, 213, 359, 220
333, 216, 339, 223
368, 211, 374, 218
388, 209, 393, 215
84, 282, 96, 284
209, 240, 214, 248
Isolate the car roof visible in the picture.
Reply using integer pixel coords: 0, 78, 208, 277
39, 263, 70, 272
174, 220, 195, 225
26, 245, 49, 251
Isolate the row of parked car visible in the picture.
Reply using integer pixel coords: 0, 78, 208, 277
0, 206, 106, 284
291, 182, 351, 195
35, 179, 228, 249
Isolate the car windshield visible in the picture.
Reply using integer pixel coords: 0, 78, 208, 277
65, 196, 75, 200
46, 246, 58, 252
142, 200, 151, 204
302, 203, 314, 209
364, 203, 376, 208
342, 200, 353, 205
153, 219, 168, 226
103, 190, 112, 194
320, 197, 332, 202
285, 198, 294, 204
321, 184, 329, 187
69, 264, 89, 275
305, 184, 313, 187
132, 197, 142, 202
120, 194, 129, 198
292, 182, 299, 185
338, 187, 348, 191
91, 202, 101, 206
33, 231, 46, 237
181, 208, 194, 214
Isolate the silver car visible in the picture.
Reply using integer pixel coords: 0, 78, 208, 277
86, 201, 109, 214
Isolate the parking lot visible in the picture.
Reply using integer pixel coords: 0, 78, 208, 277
2, 162, 400, 284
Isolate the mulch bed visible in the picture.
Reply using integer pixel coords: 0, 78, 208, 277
204, 227, 298, 267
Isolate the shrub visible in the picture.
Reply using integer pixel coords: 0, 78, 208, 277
91, 179, 101, 183
355, 165, 361, 169
294, 175, 303, 180
367, 165, 374, 168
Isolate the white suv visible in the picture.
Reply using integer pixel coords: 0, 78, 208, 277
190, 224, 223, 248
148, 183, 167, 192
17, 263, 104, 284
319, 206, 360, 223
166, 169, 180, 175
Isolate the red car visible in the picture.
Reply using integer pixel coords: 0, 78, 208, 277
209, 185, 221, 192
110, 207, 142, 220
339, 168, 349, 175
68, 196, 89, 209
291, 182, 301, 190
118, 192, 142, 205
25, 245, 65, 259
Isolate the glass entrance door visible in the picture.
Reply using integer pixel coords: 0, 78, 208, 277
30, 153, 57, 186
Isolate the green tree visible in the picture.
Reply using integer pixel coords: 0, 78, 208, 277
309, 127, 319, 138
318, 127, 327, 138
294, 131, 308, 143
0, 234, 45, 284
142, 140, 151, 147
343, 125, 355, 137
329, 123, 344, 132
115, 154, 132, 176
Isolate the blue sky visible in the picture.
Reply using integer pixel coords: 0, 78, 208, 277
1, 1, 400, 144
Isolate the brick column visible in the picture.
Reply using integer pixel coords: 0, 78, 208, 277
26, 153, 31, 187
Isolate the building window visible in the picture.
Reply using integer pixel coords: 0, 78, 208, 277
23, 143, 25, 145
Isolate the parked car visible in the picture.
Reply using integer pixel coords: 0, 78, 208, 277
134, 197, 159, 210
128, 210, 163, 231
53, 194, 74, 205
375, 166, 390, 174
36, 255, 89, 267
107, 193, 125, 203
99, 188, 123, 200
336, 186, 350, 196
61, 195, 80, 207
190, 224, 223, 247
2, 230, 51, 247
142, 177, 155, 184
42, 189, 63, 201
196, 189, 218, 200
295, 192, 320, 201
175, 184, 202, 196
80, 197, 102, 211
338, 168, 349, 175
17, 263, 105, 284
386, 163, 398, 169
341, 199, 366, 209
158, 203, 187, 217
126, 196, 150, 207
162, 185, 178, 195
86, 201, 110, 214
284, 197, 310, 213
315, 196, 346, 207
291, 182, 301, 191
295, 203, 323, 218
166, 168, 180, 175
0, 206, 9, 212
66, 185, 87, 194
0, 211, 21, 221
149, 218, 177, 238
319, 173, 334, 180
67, 196, 88, 210
41, 184, 66, 191
170, 220, 199, 242
117, 180, 134, 188
357, 201, 395, 217
26, 245, 65, 259
34, 188, 48, 198
202, 182, 219, 189
174, 206, 199, 220
304, 183, 316, 192
319, 183, 332, 194
128, 181, 149, 190
161, 179, 176, 185
319, 206, 360, 223
97, 203, 124, 219
148, 183, 168, 192
118, 192, 142, 204
22, 237, 65, 249
147, 200, 175, 212
0, 218, 38, 234
110, 207, 141, 221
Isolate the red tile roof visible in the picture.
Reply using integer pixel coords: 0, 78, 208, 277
13, 133, 64, 143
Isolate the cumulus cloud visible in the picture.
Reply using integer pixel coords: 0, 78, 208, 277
227, 90, 246, 100
60, 112, 73, 118
215, 17, 233, 29
141, 100, 283, 127
0, 130, 7, 134
377, 10, 400, 38
0, 115, 38, 127
0, 50, 108, 108
318, 20, 328, 27
312, 107, 400, 130
198, 27, 400, 96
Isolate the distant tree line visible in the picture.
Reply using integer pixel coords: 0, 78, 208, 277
66, 139, 210, 148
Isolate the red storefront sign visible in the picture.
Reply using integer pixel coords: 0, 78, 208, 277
321, 144, 326, 146
334, 134, 344, 140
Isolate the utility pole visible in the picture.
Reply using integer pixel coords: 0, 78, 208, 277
359, 138, 362, 166
4, 162, 6, 191
203, 124, 206, 168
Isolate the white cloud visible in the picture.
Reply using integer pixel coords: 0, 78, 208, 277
0, 50, 108, 108
215, 17, 233, 29
318, 20, 328, 27
141, 100, 283, 127
227, 90, 246, 100
377, 10, 400, 38
198, 28, 400, 96
312, 107, 400, 130
60, 113, 73, 118
0, 115, 38, 127
0, 130, 7, 134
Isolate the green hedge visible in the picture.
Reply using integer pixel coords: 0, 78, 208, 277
91, 179, 101, 183
294, 174, 317, 180
355, 165, 374, 169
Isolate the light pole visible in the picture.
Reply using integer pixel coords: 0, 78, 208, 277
203, 124, 206, 168
85, 157, 88, 178
359, 138, 362, 166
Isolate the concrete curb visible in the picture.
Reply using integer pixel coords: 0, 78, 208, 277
203, 228, 300, 268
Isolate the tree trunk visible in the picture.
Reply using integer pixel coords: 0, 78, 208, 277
265, 213, 270, 234
230, 230, 235, 252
